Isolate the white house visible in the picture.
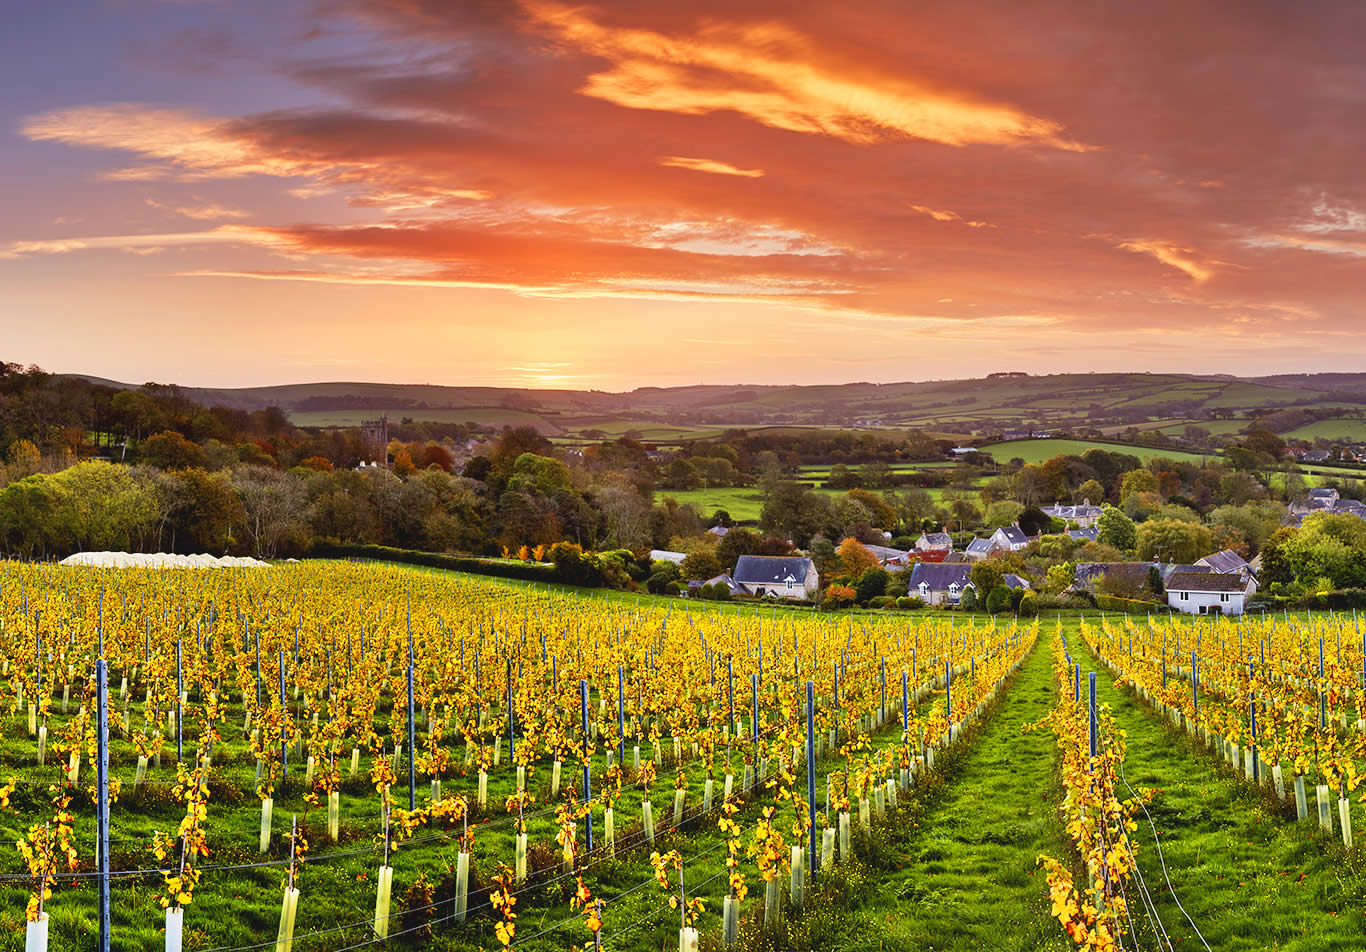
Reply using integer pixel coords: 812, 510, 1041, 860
988, 524, 1031, 552
731, 556, 819, 599
1041, 499, 1102, 529
1166, 571, 1255, 616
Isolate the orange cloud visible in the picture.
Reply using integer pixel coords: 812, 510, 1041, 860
525, 2, 1092, 150
659, 156, 764, 177
1116, 239, 1214, 282
909, 204, 990, 227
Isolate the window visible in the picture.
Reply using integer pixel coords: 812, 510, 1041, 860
1180, 592, 1189, 601
1221, 593, 1228, 602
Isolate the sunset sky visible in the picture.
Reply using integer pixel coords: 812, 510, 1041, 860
3, 1, 1365, 389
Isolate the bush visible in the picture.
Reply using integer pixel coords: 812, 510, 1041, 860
868, 596, 896, 610
822, 585, 857, 611
1017, 593, 1039, 617
1095, 594, 1162, 612
985, 585, 1013, 614
895, 596, 924, 610
664, 581, 680, 596
854, 566, 892, 605
959, 587, 978, 611
1009, 586, 1026, 610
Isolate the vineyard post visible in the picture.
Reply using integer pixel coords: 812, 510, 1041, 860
944, 660, 951, 726
580, 679, 594, 851
279, 651, 288, 776
1250, 693, 1259, 784
750, 674, 758, 745
1088, 673, 1098, 759
1191, 651, 1198, 720
96, 657, 110, 952
616, 665, 626, 765
805, 679, 816, 888
407, 638, 416, 812
727, 657, 735, 738
176, 638, 183, 763
507, 657, 515, 763
1319, 637, 1326, 729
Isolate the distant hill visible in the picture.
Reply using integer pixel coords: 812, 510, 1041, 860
61, 371, 1366, 443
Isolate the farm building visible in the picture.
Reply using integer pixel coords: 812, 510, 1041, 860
731, 556, 818, 599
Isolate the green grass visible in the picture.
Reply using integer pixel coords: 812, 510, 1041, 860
1069, 628, 1366, 951
1283, 418, 1366, 442
289, 407, 562, 433
982, 438, 1212, 465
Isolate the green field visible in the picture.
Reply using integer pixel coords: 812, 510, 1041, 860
290, 407, 563, 433
980, 438, 1213, 465
1283, 417, 1366, 442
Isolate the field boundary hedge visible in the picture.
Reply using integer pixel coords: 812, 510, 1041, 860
307, 543, 558, 582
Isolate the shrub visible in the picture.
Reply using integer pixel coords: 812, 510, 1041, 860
985, 585, 1013, 614
868, 596, 896, 610
822, 585, 857, 611
959, 587, 978, 611
854, 566, 891, 605
664, 581, 680, 596
1017, 592, 1039, 617
895, 596, 924, 610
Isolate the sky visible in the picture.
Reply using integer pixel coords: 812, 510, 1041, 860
2, 0, 1365, 390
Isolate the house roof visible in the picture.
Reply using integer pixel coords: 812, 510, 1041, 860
1067, 527, 1099, 541
1308, 487, 1338, 498
649, 550, 687, 564
1002, 573, 1031, 590
908, 562, 972, 591
965, 537, 996, 554
1198, 549, 1249, 574
688, 573, 740, 593
996, 525, 1029, 546
1072, 562, 1160, 589
732, 556, 813, 584
706, 525, 730, 537
1042, 501, 1102, 519
864, 544, 910, 563
917, 531, 953, 548
1167, 571, 1249, 593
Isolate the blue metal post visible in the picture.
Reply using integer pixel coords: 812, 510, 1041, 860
617, 665, 626, 763
751, 673, 759, 744
580, 680, 594, 851
175, 638, 183, 762
279, 650, 288, 776
1088, 673, 1098, 758
96, 657, 110, 952
805, 680, 816, 886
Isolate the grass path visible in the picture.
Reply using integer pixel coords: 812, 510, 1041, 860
1070, 628, 1366, 951
838, 627, 1072, 951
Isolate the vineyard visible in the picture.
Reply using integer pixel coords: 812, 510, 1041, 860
1, 563, 1365, 952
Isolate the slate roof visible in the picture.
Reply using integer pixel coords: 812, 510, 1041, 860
864, 544, 911, 564
1002, 573, 1031, 590
707, 525, 730, 537
907, 562, 972, 591
1308, 487, 1339, 498
1198, 549, 1249, 574
996, 525, 1030, 546
965, 537, 996, 555
1166, 571, 1249, 593
649, 550, 687, 564
917, 532, 953, 549
1042, 501, 1102, 520
732, 556, 813, 584
1067, 527, 1099, 542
